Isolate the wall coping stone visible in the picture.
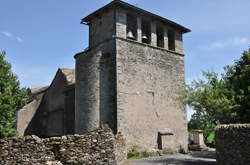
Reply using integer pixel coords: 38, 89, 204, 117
216, 124, 250, 130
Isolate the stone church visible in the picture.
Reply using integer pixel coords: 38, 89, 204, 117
17, 0, 190, 151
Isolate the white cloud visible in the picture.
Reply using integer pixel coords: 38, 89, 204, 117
2, 31, 13, 37
1, 31, 24, 42
201, 37, 250, 50
210, 42, 226, 49
16, 36, 23, 42
232, 37, 249, 45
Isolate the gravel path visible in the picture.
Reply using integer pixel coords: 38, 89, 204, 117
123, 150, 216, 165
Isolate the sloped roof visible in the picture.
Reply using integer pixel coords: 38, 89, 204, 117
59, 68, 75, 85
28, 86, 49, 96
27, 68, 75, 100
81, 0, 190, 33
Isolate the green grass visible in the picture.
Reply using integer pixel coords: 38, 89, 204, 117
127, 149, 141, 159
127, 149, 151, 160
206, 132, 215, 143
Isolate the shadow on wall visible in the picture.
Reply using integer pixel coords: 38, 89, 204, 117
24, 97, 46, 136
21, 69, 75, 137
24, 90, 67, 137
24, 88, 75, 137
99, 52, 117, 133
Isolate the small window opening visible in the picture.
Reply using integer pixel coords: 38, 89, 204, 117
141, 19, 151, 44
168, 30, 175, 51
127, 14, 137, 40
156, 26, 164, 48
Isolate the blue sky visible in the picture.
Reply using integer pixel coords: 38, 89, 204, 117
1, 0, 249, 119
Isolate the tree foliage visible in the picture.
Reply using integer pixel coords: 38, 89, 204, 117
224, 50, 250, 123
182, 71, 237, 126
188, 111, 216, 143
0, 51, 28, 138
182, 49, 250, 138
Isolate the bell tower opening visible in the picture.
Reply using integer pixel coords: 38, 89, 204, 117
141, 19, 151, 44
156, 26, 164, 48
126, 14, 137, 40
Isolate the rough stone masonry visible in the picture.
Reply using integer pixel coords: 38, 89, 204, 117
216, 124, 250, 165
75, 0, 190, 152
0, 125, 126, 165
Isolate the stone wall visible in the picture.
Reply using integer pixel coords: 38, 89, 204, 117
116, 38, 187, 151
24, 69, 75, 137
16, 94, 43, 136
64, 84, 75, 135
75, 39, 116, 134
75, 2, 187, 151
114, 9, 187, 151
89, 9, 115, 48
216, 124, 250, 165
0, 125, 126, 165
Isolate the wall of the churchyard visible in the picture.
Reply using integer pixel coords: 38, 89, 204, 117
89, 9, 115, 48
75, 39, 117, 134
116, 38, 187, 151
216, 124, 250, 165
0, 126, 126, 165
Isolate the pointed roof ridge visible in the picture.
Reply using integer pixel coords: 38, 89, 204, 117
28, 86, 49, 96
59, 68, 75, 85
81, 0, 190, 33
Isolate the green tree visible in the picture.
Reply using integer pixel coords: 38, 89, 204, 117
182, 72, 237, 125
183, 49, 250, 126
182, 49, 250, 143
188, 111, 216, 143
224, 49, 250, 123
0, 51, 28, 138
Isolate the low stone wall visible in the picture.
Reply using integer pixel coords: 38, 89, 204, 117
215, 124, 250, 165
0, 125, 126, 165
